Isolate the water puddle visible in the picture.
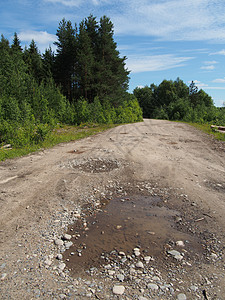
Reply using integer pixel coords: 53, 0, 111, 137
64, 195, 202, 274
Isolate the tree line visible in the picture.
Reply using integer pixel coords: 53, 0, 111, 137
0, 15, 142, 147
134, 78, 225, 125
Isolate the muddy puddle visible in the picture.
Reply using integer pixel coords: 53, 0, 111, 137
64, 195, 202, 275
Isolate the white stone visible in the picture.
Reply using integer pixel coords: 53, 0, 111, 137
176, 241, 185, 247
148, 283, 159, 290
58, 263, 66, 271
144, 256, 151, 263
117, 274, 125, 282
168, 250, 183, 261
63, 234, 72, 240
136, 261, 144, 268
64, 241, 73, 249
177, 293, 187, 300
54, 239, 64, 246
1, 273, 7, 281
113, 285, 125, 295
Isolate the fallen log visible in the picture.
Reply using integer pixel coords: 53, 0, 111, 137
210, 125, 225, 133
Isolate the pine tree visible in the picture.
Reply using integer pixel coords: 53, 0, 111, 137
23, 40, 44, 84
77, 20, 94, 100
11, 32, 23, 53
96, 16, 129, 103
54, 19, 77, 101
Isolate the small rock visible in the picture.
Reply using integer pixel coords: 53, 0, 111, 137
177, 293, 187, 300
148, 283, 159, 290
56, 254, 63, 260
1, 273, 7, 281
190, 285, 198, 292
176, 241, 185, 247
64, 241, 73, 249
54, 239, 64, 246
168, 250, 183, 261
139, 297, 148, 300
144, 256, 151, 263
108, 270, 115, 276
44, 259, 52, 266
136, 261, 144, 269
63, 234, 72, 240
117, 274, 125, 282
113, 285, 125, 295
58, 263, 66, 271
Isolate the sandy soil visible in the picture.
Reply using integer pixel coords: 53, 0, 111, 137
0, 119, 224, 299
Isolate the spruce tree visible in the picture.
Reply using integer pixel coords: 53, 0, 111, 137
54, 19, 77, 101
77, 20, 94, 100
96, 16, 129, 103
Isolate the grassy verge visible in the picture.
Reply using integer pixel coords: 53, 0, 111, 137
0, 123, 118, 162
187, 123, 225, 142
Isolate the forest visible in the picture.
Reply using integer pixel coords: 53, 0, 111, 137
134, 79, 225, 125
0, 15, 224, 150
0, 15, 142, 148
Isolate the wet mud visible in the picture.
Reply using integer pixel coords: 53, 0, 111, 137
64, 195, 203, 275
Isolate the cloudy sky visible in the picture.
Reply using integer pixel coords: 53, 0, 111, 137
1, 0, 225, 106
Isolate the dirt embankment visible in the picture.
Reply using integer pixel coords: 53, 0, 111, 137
0, 119, 224, 299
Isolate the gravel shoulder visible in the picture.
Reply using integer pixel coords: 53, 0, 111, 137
0, 119, 224, 299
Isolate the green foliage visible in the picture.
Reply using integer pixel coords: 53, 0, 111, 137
134, 78, 224, 125
0, 16, 143, 151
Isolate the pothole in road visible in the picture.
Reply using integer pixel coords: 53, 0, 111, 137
64, 195, 203, 275
66, 158, 121, 173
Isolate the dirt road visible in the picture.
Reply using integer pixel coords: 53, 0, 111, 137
0, 119, 224, 299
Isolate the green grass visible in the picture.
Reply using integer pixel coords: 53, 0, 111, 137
0, 123, 117, 162
187, 122, 225, 141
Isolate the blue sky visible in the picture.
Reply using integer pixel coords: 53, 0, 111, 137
1, 0, 225, 107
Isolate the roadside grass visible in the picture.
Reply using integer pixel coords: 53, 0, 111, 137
187, 123, 225, 142
0, 123, 117, 162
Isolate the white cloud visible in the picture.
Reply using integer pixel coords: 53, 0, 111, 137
126, 54, 193, 73
44, 0, 82, 6
188, 80, 208, 88
212, 78, 225, 83
210, 49, 225, 55
204, 60, 218, 65
204, 87, 225, 90
19, 30, 55, 45
112, 0, 225, 42
44, 0, 108, 6
200, 65, 216, 70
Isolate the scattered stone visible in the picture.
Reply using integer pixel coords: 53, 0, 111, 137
177, 293, 187, 300
58, 263, 66, 271
112, 285, 125, 295
1, 273, 7, 281
56, 254, 63, 260
64, 241, 73, 249
139, 297, 148, 300
54, 239, 64, 246
108, 270, 115, 276
136, 261, 144, 268
176, 241, 185, 247
168, 250, 183, 261
117, 274, 125, 282
63, 234, 72, 240
148, 283, 159, 290
190, 285, 198, 292
44, 259, 52, 266
144, 256, 151, 263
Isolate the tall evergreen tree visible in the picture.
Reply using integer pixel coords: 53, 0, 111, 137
54, 19, 77, 101
77, 20, 94, 100
95, 16, 129, 102
11, 32, 22, 53
23, 40, 44, 84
